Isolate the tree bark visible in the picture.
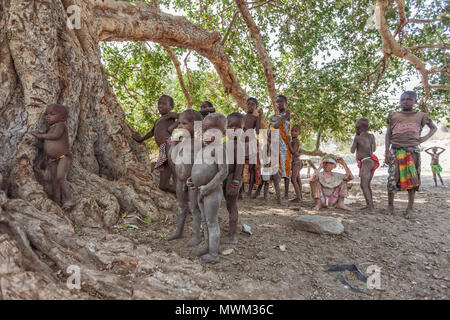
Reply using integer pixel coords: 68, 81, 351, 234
0, 0, 226, 299
234, 0, 278, 113
375, 0, 449, 110
163, 45, 193, 109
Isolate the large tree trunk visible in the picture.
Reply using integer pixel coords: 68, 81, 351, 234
0, 0, 222, 299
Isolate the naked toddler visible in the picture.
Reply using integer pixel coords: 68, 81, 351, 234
32, 104, 74, 209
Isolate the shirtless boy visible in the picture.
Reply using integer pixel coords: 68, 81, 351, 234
133, 95, 178, 194
253, 124, 282, 204
385, 91, 437, 218
199, 101, 216, 118
242, 97, 263, 198
425, 147, 445, 186
290, 125, 303, 202
32, 104, 74, 209
271, 95, 291, 200
187, 113, 228, 263
351, 118, 379, 213
166, 109, 203, 246
221, 112, 245, 244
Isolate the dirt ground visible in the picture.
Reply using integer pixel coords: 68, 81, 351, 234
113, 170, 449, 300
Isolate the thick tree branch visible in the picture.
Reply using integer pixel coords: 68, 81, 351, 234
234, 0, 278, 113
162, 45, 193, 108
428, 66, 449, 74
89, 0, 248, 109
430, 84, 450, 90
375, 0, 450, 111
408, 18, 440, 23
408, 44, 450, 50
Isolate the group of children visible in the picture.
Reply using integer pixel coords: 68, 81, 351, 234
352, 91, 443, 218
32, 90, 445, 263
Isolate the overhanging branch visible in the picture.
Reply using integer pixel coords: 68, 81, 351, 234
89, 0, 248, 109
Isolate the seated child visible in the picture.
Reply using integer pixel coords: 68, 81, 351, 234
187, 113, 228, 263
166, 109, 204, 246
221, 112, 245, 244
309, 155, 353, 211
350, 118, 379, 213
32, 104, 74, 209
425, 147, 445, 186
133, 95, 178, 194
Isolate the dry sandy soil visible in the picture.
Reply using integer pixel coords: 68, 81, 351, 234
114, 170, 450, 300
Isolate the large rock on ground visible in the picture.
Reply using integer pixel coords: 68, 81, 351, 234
294, 215, 344, 235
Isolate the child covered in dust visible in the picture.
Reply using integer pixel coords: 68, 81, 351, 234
351, 118, 379, 213
166, 109, 203, 246
221, 112, 245, 244
187, 113, 228, 263
133, 95, 178, 194
32, 104, 74, 209
425, 147, 445, 186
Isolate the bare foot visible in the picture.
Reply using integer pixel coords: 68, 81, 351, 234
185, 236, 201, 247
313, 204, 322, 211
201, 254, 219, 264
336, 203, 352, 211
289, 198, 302, 203
365, 206, 376, 214
404, 208, 415, 219
220, 235, 238, 244
385, 206, 394, 215
195, 246, 209, 257
166, 232, 183, 241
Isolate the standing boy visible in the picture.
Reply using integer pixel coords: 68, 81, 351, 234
425, 147, 445, 186
188, 113, 228, 263
221, 112, 245, 244
270, 95, 291, 200
199, 101, 216, 118
242, 97, 263, 198
385, 91, 437, 218
133, 95, 178, 194
166, 110, 203, 246
351, 118, 379, 213
253, 121, 282, 204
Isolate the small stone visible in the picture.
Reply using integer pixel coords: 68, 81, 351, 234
294, 215, 345, 235
279, 245, 286, 252
221, 248, 234, 256
407, 266, 417, 272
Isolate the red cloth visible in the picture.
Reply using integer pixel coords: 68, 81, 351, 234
356, 154, 379, 177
